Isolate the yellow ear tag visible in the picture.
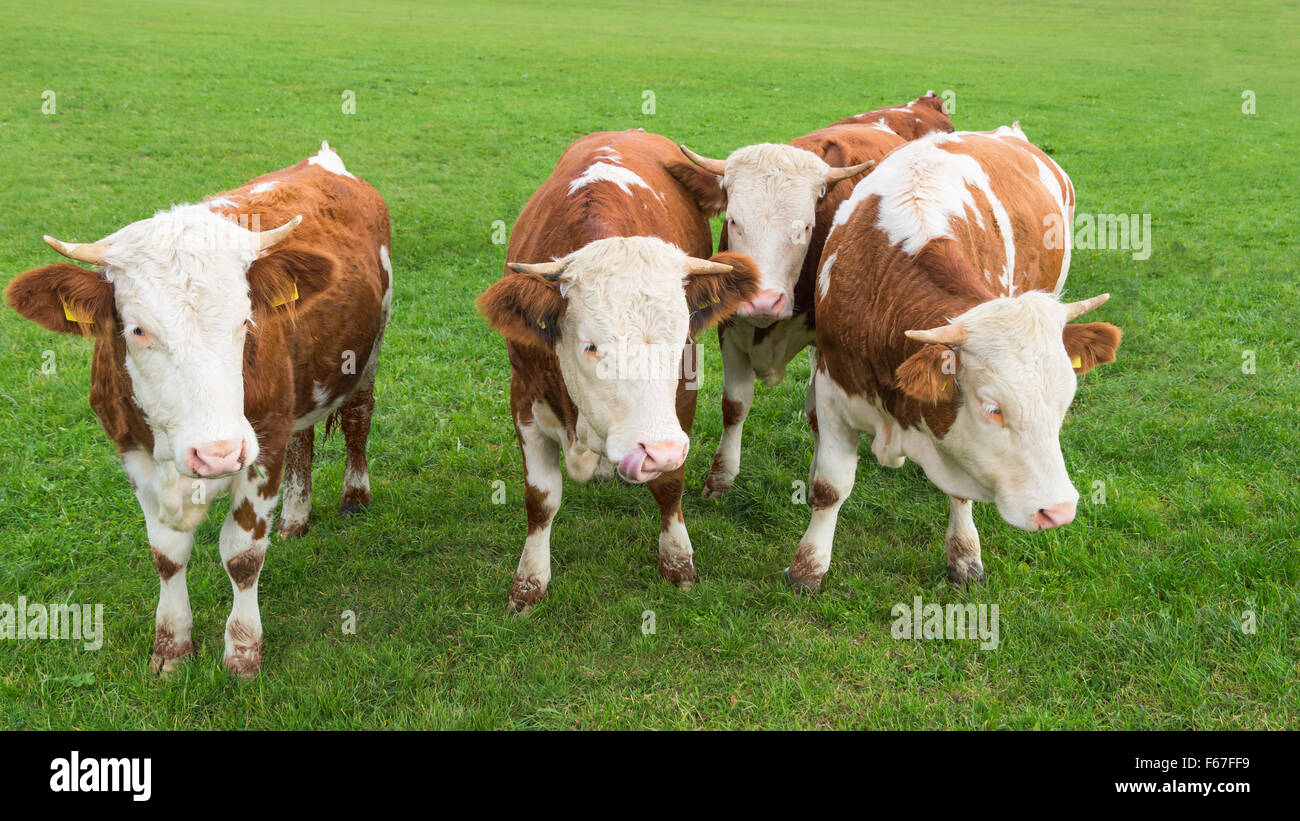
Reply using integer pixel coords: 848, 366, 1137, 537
1070, 354, 1083, 369
271, 282, 299, 308
537, 319, 547, 329
62, 302, 92, 324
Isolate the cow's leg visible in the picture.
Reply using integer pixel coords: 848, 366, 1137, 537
141, 503, 197, 676
509, 418, 562, 614
804, 349, 819, 486
648, 468, 697, 588
945, 496, 984, 586
277, 427, 314, 538
786, 377, 860, 593
219, 452, 283, 678
703, 327, 755, 498
339, 374, 376, 516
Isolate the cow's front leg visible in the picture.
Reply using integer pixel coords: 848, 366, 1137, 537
219, 455, 283, 678
648, 469, 697, 588
945, 496, 984, 586
140, 503, 197, 676
786, 375, 860, 593
703, 327, 755, 498
509, 418, 562, 615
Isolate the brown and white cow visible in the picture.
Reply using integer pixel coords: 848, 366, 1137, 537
670, 93, 954, 497
5, 142, 392, 675
477, 130, 758, 613
786, 124, 1121, 591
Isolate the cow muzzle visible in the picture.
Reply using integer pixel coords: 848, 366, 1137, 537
736, 290, 790, 320
1033, 501, 1077, 530
617, 440, 689, 483
185, 439, 248, 478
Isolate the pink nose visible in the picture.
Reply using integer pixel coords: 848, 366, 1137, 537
1034, 502, 1077, 530
186, 439, 247, 477
618, 440, 689, 483
738, 290, 789, 319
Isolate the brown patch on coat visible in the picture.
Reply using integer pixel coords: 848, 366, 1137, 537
810, 477, 840, 510
721, 396, 744, 428
225, 619, 264, 674
151, 547, 182, 582
232, 498, 257, 531
524, 484, 552, 534
225, 548, 265, 590
657, 553, 698, 585
786, 542, 826, 587
807, 408, 819, 436
153, 625, 194, 660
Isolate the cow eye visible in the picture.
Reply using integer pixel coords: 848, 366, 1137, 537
727, 217, 741, 235
583, 342, 599, 356
980, 401, 1003, 424
127, 325, 151, 347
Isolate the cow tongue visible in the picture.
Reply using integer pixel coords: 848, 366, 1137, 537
618, 449, 653, 483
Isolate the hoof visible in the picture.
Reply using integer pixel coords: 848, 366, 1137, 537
675, 579, 694, 591
339, 501, 367, 517
223, 657, 261, 680
701, 478, 731, 499
278, 519, 309, 539
507, 598, 535, 617
149, 653, 188, 677
783, 567, 821, 594
947, 561, 986, 588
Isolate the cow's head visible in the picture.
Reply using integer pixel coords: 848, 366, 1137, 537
6, 205, 335, 478
895, 291, 1121, 531
479, 236, 759, 483
677, 144, 872, 325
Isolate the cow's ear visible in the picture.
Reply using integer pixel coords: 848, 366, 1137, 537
666, 158, 727, 216
896, 344, 960, 403
247, 249, 337, 315
1063, 322, 1121, 376
477, 270, 566, 349
5, 263, 114, 336
684, 252, 760, 336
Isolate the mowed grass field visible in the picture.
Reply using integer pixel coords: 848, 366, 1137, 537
1, 0, 1297, 729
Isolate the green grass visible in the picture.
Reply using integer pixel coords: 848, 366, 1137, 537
1, 0, 1297, 729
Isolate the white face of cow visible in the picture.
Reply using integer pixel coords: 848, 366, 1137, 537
97, 206, 267, 477
911, 293, 1086, 531
719, 144, 829, 325
552, 237, 694, 483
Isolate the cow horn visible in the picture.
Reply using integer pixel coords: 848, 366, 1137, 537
679, 145, 726, 177
825, 160, 875, 185
508, 261, 567, 281
684, 257, 733, 275
253, 215, 303, 251
904, 323, 968, 346
44, 235, 109, 265
1063, 293, 1110, 321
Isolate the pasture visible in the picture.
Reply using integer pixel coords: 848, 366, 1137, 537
0, 0, 1296, 729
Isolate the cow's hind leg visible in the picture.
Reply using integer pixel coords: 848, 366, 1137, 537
649, 468, 697, 588
945, 496, 984, 586
786, 372, 860, 593
338, 374, 375, 516
219, 452, 283, 678
703, 327, 755, 498
277, 427, 314, 538
510, 417, 562, 615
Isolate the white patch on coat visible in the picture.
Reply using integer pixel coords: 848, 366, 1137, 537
250, 181, 278, 194
567, 162, 658, 199
817, 252, 837, 303
308, 141, 355, 178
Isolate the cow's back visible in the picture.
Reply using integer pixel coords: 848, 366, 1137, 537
209, 154, 393, 426
508, 130, 713, 265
